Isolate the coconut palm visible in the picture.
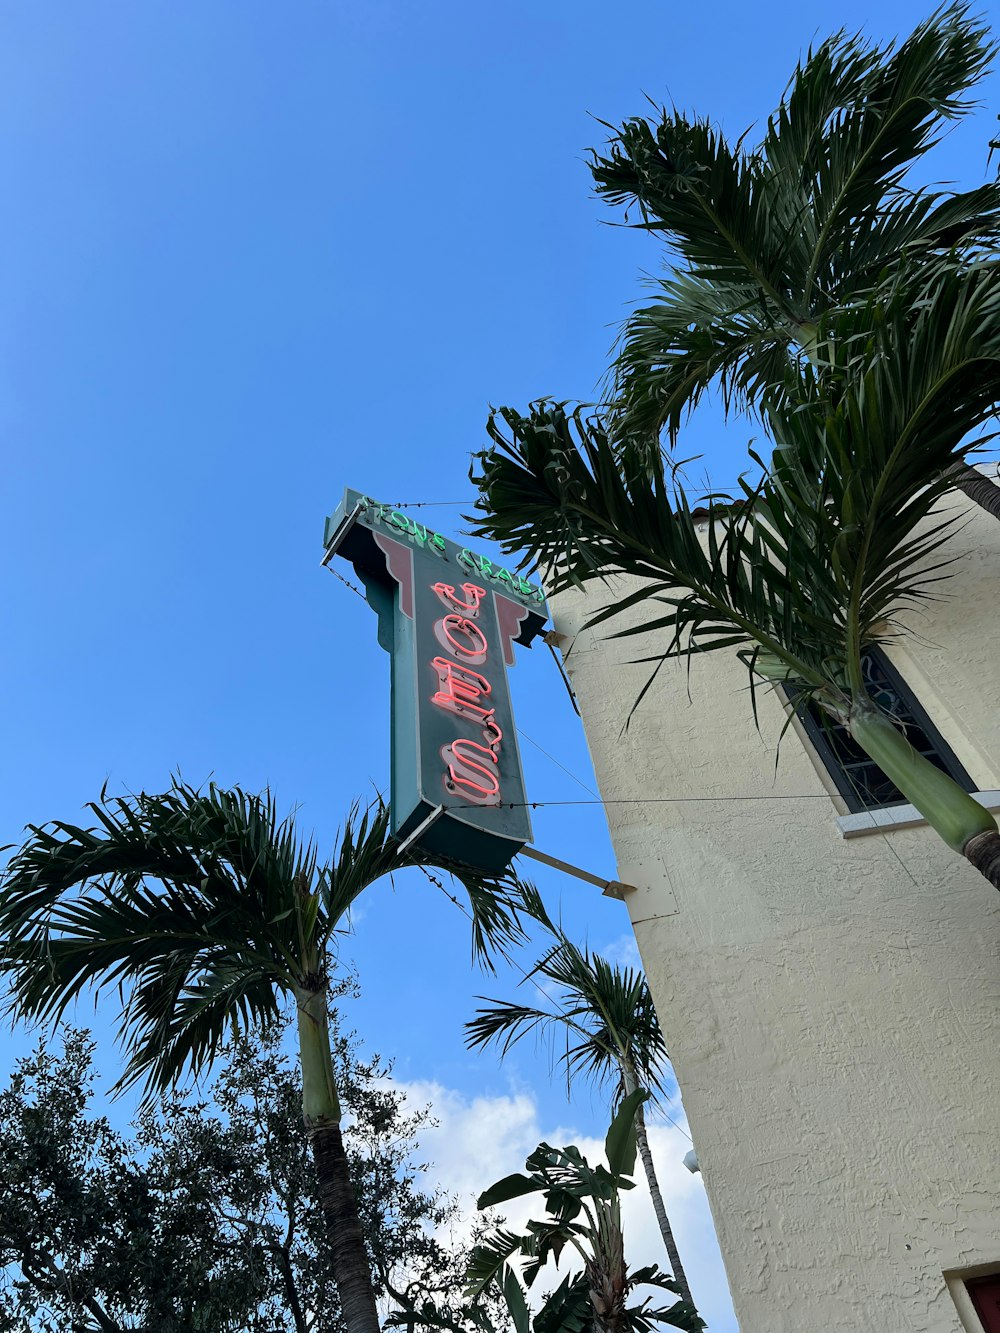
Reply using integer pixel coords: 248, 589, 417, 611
589, 4, 1000, 518
469, 259, 1000, 890
466, 928, 697, 1312
0, 779, 530, 1333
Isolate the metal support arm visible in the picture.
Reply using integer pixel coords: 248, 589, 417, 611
519, 845, 631, 900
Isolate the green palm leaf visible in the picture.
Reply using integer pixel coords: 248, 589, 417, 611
590, 5, 1000, 450
475, 259, 1000, 693
0, 779, 534, 1095
472, 257, 1000, 881
467, 928, 669, 1109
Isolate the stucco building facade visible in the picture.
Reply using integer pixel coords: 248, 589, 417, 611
550, 476, 1000, 1332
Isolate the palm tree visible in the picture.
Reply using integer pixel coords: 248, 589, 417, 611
466, 928, 698, 1311
469, 259, 1000, 890
0, 780, 530, 1333
470, 1091, 705, 1333
589, 4, 1000, 518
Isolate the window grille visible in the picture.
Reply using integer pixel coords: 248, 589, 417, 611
791, 648, 976, 814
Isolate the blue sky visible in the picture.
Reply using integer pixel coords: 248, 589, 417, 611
3, 3, 1000, 1328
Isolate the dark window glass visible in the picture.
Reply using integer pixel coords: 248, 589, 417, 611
790, 648, 976, 814
968, 1274, 1000, 1333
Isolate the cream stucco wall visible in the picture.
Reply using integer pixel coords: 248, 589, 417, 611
551, 478, 1000, 1333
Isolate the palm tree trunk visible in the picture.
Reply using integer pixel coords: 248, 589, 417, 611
849, 708, 1000, 890
963, 829, 1000, 885
620, 1066, 696, 1312
633, 1099, 696, 1310
297, 985, 381, 1333
945, 460, 1000, 521
585, 1216, 628, 1333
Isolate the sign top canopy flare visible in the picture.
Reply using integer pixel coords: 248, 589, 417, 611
322, 489, 549, 873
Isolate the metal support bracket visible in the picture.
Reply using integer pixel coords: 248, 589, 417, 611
396, 804, 446, 857
519, 845, 632, 900
321, 501, 363, 567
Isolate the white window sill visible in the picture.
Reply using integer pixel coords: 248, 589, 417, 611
837, 791, 1000, 839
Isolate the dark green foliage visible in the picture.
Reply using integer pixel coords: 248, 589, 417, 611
467, 1094, 705, 1333
472, 254, 1000, 712
588, 4, 1000, 446
0, 781, 532, 1100
466, 925, 668, 1109
0, 1023, 473, 1333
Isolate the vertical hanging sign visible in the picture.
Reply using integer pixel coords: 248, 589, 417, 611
322, 489, 548, 873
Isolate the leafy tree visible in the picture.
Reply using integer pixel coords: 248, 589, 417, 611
0, 782, 529, 1333
589, 4, 1000, 519
468, 1091, 704, 1333
0, 1021, 477, 1332
466, 927, 696, 1311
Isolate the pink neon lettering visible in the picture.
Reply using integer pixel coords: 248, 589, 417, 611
435, 614, 488, 665
443, 739, 501, 805
481, 711, 503, 752
430, 658, 492, 720
431, 582, 487, 617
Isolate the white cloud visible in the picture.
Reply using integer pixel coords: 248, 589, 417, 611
394, 1078, 740, 1333
399, 1080, 544, 1222
597, 932, 643, 972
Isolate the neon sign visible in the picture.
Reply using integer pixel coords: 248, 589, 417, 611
322, 489, 547, 872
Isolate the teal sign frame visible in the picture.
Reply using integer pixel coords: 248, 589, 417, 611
322, 490, 548, 872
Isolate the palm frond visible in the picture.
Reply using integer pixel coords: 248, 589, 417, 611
591, 5, 1000, 450
466, 996, 573, 1062
118, 957, 282, 1095
320, 794, 535, 971
831, 184, 1000, 291
766, 4, 996, 303
473, 259, 1000, 715
466, 928, 670, 1109
0, 780, 311, 1094
407, 854, 535, 974
534, 936, 669, 1102
591, 110, 798, 317
531, 1273, 592, 1333
464, 1230, 524, 1300
472, 400, 826, 690
605, 275, 798, 447
322, 797, 397, 929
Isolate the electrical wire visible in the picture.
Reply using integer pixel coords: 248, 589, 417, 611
325, 565, 367, 601
500, 793, 834, 808
516, 728, 599, 799
385, 457, 1000, 514
320, 572, 834, 810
